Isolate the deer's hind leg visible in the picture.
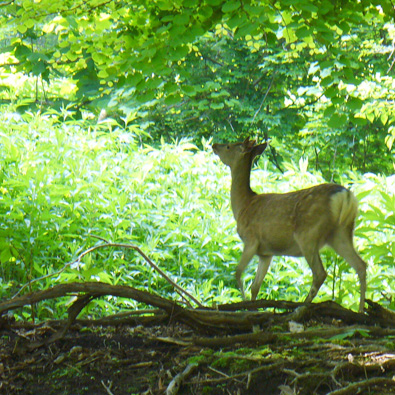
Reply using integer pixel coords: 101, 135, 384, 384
328, 227, 367, 312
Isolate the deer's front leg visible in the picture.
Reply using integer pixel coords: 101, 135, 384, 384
235, 243, 257, 300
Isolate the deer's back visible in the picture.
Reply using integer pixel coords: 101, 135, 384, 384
236, 183, 347, 256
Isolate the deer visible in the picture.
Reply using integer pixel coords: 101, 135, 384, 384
212, 138, 367, 312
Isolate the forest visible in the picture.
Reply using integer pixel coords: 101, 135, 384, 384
0, 0, 395, 394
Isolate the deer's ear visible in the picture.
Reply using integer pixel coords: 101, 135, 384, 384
251, 143, 267, 158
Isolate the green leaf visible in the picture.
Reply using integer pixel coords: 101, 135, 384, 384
184, 0, 199, 6
222, 1, 241, 13
351, 115, 367, 126
168, 45, 189, 60
14, 44, 31, 58
173, 13, 190, 26
136, 90, 156, 102
66, 15, 79, 30
164, 93, 182, 105
157, 1, 173, 10
330, 329, 370, 340
338, 21, 350, 34
295, 26, 311, 39
381, 112, 389, 126
331, 96, 344, 105
324, 106, 335, 117
0, 246, 13, 263
328, 113, 347, 128
321, 76, 334, 87
210, 102, 224, 109
385, 132, 395, 151
181, 85, 196, 95
227, 13, 246, 28
16, 23, 28, 34
164, 82, 178, 94
235, 22, 260, 39
197, 5, 213, 20
145, 77, 162, 89
299, 3, 318, 13
324, 86, 337, 98
346, 97, 363, 111
32, 61, 47, 76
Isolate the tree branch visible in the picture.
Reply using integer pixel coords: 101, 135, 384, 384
13, 242, 204, 308
251, 70, 278, 126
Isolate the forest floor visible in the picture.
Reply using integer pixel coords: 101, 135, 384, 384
2, 283, 395, 395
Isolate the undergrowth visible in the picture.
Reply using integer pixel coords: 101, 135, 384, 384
0, 106, 394, 319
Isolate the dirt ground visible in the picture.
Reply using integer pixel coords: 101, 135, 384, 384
2, 318, 395, 395
2, 283, 395, 394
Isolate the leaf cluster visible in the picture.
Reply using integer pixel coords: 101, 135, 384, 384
1, 1, 394, 177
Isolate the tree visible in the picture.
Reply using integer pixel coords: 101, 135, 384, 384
2, 0, 393, 105
1, 0, 394, 175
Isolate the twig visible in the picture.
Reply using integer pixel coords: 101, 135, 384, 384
191, 362, 286, 385
202, 54, 224, 67
120, 243, 203, 308
166, 363, 197, 395
208, 366, 244, 384
387, 55, 395, 74
101, 380, 115, 395
88, 234, 111, 243
149, 336, 191, 347
251, 70, 278, 126
227, 118, 236, 134
282, 368, 301, 378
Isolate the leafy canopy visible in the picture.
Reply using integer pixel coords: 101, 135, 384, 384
2, 0, 393, 107
1, 1, 394, 178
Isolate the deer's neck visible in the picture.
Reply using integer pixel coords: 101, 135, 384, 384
230, 159, 255, 220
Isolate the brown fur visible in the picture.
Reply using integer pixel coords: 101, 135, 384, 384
213, 139, 367, 312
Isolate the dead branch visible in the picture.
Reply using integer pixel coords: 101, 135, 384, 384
191, 331, 277, 348
166, 363, 197, 395
28, 293, 97, 349
366, 299, 395, 326
218, 299, 306, 311
189, 362, 287, 385
1, 282, 208, 337
1, 309, 168, 330
13, 242, 203, 308
2, 282, 176, 314
101, 380, 115, 395
327, 377, 395, 395
218, 299, 374, 326
4, 278, 395, 351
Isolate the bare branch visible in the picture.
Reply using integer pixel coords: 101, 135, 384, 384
251, 70, 278, 126
13, 242, 203, 308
